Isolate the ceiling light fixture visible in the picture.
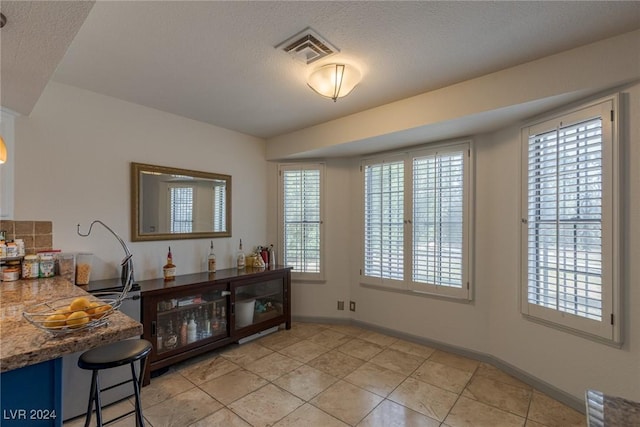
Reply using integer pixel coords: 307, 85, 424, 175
0, 135, 7, 164
0, 13, 6, 29
307, 63, 361, 102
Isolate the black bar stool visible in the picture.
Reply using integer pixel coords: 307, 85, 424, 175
78, 339, 152, 427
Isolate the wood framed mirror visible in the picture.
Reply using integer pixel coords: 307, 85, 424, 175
131, 162, 231, 241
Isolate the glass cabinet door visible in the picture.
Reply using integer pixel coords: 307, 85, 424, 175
234, 278, 284, 330
154, 287, 229, 355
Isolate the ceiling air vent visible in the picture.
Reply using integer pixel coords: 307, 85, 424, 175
276, 27, 339, 64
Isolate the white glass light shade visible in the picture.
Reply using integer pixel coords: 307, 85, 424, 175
307, 64, 361, 101
0, 135, 6, 164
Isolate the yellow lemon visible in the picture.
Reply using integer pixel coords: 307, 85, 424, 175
86, 302, 101, 316
92, 304, 112, 319
69, 297, 92, 312
43, 314, 67, 329
66, 311, 90, 328
54, 308, 71, 318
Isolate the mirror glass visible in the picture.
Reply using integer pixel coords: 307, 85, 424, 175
131, 162, 231, 241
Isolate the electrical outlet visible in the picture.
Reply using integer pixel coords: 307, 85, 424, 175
349, 301, 356, 312
337, 301, 344, 310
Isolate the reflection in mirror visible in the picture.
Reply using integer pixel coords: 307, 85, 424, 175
131, 163, 231, 241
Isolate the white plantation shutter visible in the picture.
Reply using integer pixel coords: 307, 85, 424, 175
362, 142, 472, 299
363, 159, 405, 283
279, 164, 324, 279
521, 98, 620, 343
213, 183, 226, 232
412, 149, 466, 292
169, 185, 193, 233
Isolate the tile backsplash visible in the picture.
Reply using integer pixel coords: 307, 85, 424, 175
0, 220, 53, 254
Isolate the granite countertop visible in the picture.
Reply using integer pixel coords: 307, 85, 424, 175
586, 389, 640, 426
0, 277, 143, 373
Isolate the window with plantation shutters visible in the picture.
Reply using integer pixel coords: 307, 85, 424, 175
521, 97, 621, 343
213, 183, 226, 232
363, 159, 405, 282
169, 185, 194, 233
278, 164, 324, 280
362, 142, 472, 300
411, 148, 468, 296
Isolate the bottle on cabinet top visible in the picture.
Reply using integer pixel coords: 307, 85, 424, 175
163, 246, 176, 281
208, 241, 216, 273
237, 239, 246, 270
269, 244, 276, 268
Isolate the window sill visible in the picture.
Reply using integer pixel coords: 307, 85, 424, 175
360, 281, 473, 304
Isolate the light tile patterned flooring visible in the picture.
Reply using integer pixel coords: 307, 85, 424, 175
64, 322, 587, 427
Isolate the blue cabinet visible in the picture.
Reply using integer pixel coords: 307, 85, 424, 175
1, 358, 62, 427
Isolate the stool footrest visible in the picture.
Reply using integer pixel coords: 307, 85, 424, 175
100, 378, 134, 394
102, 409, 136, 426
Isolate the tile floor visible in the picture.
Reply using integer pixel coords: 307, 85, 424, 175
64, 322, 587, 427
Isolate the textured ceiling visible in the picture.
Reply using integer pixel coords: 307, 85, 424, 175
2, 1, 640, 139
0, 1, 94, 115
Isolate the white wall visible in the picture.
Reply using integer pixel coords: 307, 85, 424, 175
15, 81, 267, 281
266, 158, 353, 320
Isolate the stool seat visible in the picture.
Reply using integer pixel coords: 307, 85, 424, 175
79, 339, 152, 370
78, 339, 152, 427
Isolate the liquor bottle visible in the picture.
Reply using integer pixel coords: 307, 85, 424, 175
164, 320, 178, 350
236, 239, 246, 270
157, 326, 164, 351
204, 308, 211, 337
219, 306, 227, 332
163, 246, 176, 281
208, 241, 216, 273
212, 305, 220, 333
187, 316, 197, 344
180, 315, 188, 346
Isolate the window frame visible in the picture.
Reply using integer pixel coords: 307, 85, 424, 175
278, 163, 325, 281
361, 140, 474, 301
519, 95, 622, 345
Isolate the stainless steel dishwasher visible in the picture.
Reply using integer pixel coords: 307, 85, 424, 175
62, 280, 141, 421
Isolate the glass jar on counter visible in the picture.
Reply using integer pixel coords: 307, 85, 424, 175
39, 254, 55, 278
22, 255, 39, 279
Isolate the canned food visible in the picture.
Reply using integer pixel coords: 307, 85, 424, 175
39, 254, 55, 278
2, 267, 20, 281
6, 243, 17, 257
22, 255, 39, 279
